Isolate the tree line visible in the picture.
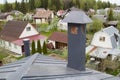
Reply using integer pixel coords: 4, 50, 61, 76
2, 0, 116, 14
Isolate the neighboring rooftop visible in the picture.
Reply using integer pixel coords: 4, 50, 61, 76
102, 26, 119, 35
0, 21, 28, 42
33, 10, 53, 19
92, 14, 107, 23
48, 32, 67, 43
0, 53, 119, 80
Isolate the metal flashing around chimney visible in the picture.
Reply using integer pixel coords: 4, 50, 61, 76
0, 53, 119, 80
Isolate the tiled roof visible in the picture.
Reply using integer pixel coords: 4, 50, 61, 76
0, 53, 119, 80
0, 21, 28, 42
33, 10, 52, 19
48, 32, 67, 43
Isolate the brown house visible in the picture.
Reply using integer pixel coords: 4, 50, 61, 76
33, 9, 54, 24
48, 32, 67, 49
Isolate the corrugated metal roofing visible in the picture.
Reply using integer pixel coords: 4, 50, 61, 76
62, 11, 92, 24
103, 26, 119, 36
0, 53, 119, 80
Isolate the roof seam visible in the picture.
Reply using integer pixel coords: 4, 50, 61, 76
7, 53, 39, 80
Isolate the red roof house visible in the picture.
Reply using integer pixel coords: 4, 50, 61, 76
48, 32, 67, 49
0, 21, 46, 55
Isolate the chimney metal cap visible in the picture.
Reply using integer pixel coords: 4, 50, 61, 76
23, 38, 30, 41
62, 11, 92, 24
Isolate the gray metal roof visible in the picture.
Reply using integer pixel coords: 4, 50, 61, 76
103, 26, 119, 36
62, 11, 92, 24
0, 53, 119, 80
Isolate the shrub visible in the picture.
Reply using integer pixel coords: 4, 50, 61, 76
37, 40, 42, 54
31, 40, 36, 54
43, 41, 48, 54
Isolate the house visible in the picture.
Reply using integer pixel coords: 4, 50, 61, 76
57, 10, 65, 17
33, 8, 54, 24
10, 10, 23, 16
0, 21, 46, 55
86, 26, 120, 59
106, 21, 119, 27
96, 9, 106, 15
23, 13, 33, 21
86, 26, 120, 70
113, 7, 120, 15
57, 7, 81, 31
48, 32, 67, 49
57, 20, 68, 30
0, 13, 13, 21
92, 14, 107, 23
91, 26, 119, 49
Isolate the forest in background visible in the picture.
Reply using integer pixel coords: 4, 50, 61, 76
0, 0, 117, 14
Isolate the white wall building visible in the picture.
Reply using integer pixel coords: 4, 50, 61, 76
0, 21, 46, 55
87, 26, 120, 60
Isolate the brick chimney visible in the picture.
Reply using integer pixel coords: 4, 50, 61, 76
23, 39, 30, 57
62, 10, 92, 71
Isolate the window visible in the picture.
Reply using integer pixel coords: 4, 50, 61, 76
71, 26, 78, 34
26, 27, 31, 31
99, 36, 105, 42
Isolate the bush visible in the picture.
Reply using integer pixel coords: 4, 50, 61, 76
31, 40, 36, 54
37, 40, 42, 54
43, 41, 48, 54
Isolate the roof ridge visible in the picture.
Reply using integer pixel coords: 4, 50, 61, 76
7, 53, 39, 80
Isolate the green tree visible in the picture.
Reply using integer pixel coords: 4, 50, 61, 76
37, 40, 42, 53
3, 0, 13, 12
43, 41, 47, 54
29, 0, 35, 11
20, 0, 27, 14
88, 18, 103, 33
41, 0, 48, 9
48, 0, 52, 9
31, 40, 36, 54
108, 8, 114, 21
35, 0, 41, 8
14, 0, 19, 10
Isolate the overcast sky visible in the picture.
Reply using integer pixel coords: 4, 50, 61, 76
0, 0, 120, 5
101, 0, 120, 5
0, 0, 22, 4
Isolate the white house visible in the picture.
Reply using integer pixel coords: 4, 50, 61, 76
91, 26, 119, 48
23, 13, 33, 21
0, 13, 14, 21
57, 20, 68, 30
0, 21, 46, 55
87, 26, 120, 60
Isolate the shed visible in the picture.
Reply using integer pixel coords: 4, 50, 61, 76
48, 32, 67, 49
